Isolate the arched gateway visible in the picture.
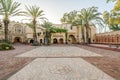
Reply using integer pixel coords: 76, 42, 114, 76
53, 38, 58, 44
14, 37, 22, 43
69, 35, 76, 44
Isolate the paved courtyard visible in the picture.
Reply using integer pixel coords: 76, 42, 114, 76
7, 46, 116, 80
17, 46, 102, 57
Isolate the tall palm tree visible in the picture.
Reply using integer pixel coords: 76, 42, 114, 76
60, 13, 69, 44
67, 10, 78, 25
41, 21, 54, 45
79, 7, 102, 44
23, 5, 45, 44
74, 16, 85, 43
60, 13, 69, 27
0, 0, 22, 42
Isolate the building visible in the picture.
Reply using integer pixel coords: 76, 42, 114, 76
94, 30, 120, 44
0, 22, 96, 44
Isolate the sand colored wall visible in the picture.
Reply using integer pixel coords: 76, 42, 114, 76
0, 22, 96, 44
51, 33, 66, 44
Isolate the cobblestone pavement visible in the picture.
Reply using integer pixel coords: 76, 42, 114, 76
0, 44, 37, 80
8, 58, 115, 80
17, 46, 102, 57
7, 46, 116, 80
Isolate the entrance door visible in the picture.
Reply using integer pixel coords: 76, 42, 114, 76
69, 35, 76, 44
14, 37, 21, 43
53, 38, 58, 44
59, 38, 64, 44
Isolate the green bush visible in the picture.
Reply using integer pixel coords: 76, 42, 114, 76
0, 43, 14, 50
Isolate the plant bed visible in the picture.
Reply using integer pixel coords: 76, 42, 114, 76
0, 43, 14, 51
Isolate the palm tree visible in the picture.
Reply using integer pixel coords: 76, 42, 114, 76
60, 13, 69, 44
41, 21, 54, 45
23, 5, 45, 44
0, 0, 22, 42
73, 16, 85, 44
26, 23, 34, 38
79, 7, 102, 44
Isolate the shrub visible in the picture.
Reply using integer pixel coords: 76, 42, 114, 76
0, 43, 14, 50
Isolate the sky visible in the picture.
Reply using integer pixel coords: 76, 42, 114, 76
11, 0, 115, 24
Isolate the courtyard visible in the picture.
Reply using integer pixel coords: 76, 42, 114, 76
0, 44, 120, 80
0, 0, 120, 80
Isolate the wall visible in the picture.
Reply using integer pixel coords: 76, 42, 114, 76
94, 30, 120, 44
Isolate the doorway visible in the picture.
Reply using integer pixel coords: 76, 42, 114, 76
14, 37, 21, 43
53, 38, 58, 44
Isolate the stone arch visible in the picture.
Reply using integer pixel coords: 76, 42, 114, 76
14, 37, 22, 43
59, 38, 64, 44
53, 38, 58, 44
69, 35, 76, 44
40, 39, 43, 44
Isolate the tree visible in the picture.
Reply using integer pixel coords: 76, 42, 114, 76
76, 15, 86, 43
109, 24, 120, 31
60, 13, 69, 43
79, 7, 102, 44
23, 5, 45, 45
0, 0, 22, 42
60, 13, 69, 25
107, 0, 120, 11
26, 23, 34, 38
41, 21, 54, 45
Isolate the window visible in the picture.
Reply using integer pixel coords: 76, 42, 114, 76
14, 24, 23, 34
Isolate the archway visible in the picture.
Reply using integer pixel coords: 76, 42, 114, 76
14, 37, 21, 43
69, 35, 76, 44
40, 39, 43, 44
59, 38, 64, 44
53, 38, 58, 44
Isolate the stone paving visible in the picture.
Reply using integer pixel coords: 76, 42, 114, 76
8, 46, 116, 80
17, 46, 102, 57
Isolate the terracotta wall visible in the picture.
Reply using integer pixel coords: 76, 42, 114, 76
94, 31, 120, 44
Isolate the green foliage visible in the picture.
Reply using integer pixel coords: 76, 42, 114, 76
26, 23, 34, 30
0, 0, 22, 18
53, 28, 67, 33
41, 21, 53, 32
41, 21, 54, 45
79, 6, 102, 44
109, 24, 120, 31
0, 43, 14, 50
23, 5, 45, 20
23, 5, 45, 44
0, 39, 12, 44
79, 6, 102, 25
0, 0, 22, 42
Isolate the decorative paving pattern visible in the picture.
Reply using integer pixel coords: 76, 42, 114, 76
16, 46, 102, 57
8, 58, 115, 80
49, 64, 72, 75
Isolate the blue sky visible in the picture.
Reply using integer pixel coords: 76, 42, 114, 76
13, 0, 115, 24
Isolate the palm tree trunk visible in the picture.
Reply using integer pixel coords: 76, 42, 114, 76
85, 24, 89, 44
4, 20, 9, 42
32, 20, 38, 46
33, 20, 37, 42
65, 32, 68, 44
65, 23, 68, 44
77, 26, 80, 44
45, 31, 49, 45
81, 26, 85, 44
